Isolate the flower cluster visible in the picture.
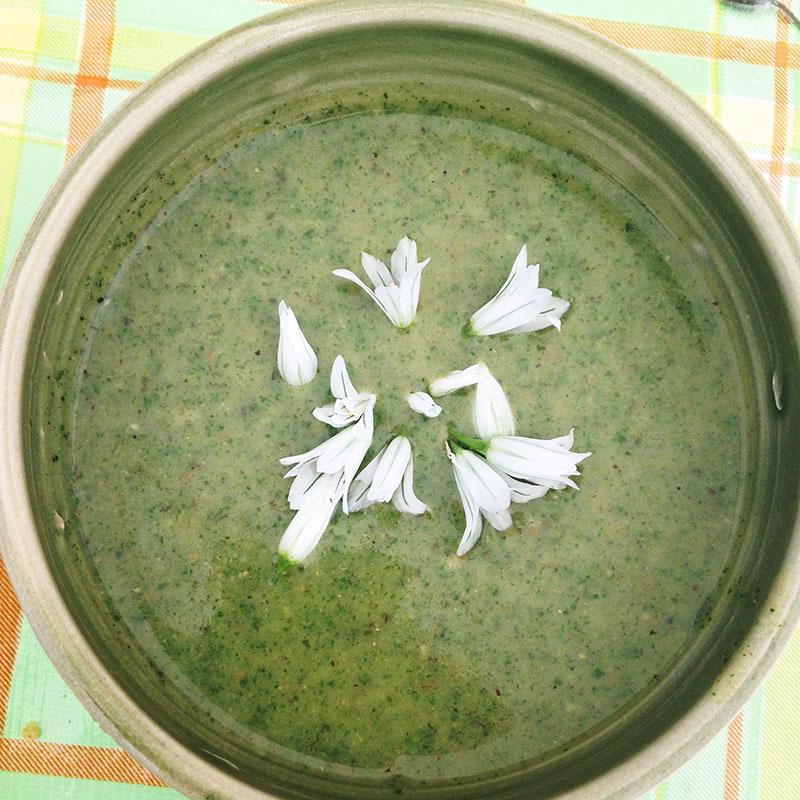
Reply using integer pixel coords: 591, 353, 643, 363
468, 245, 569, 336
332, 237, 430, 329
273, 237, 586, 565
277, 357, 425, 567
431, 364, 590, 555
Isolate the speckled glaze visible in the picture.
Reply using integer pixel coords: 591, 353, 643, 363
1, 3, 800, 800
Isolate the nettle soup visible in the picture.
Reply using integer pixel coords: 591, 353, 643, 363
70, 111, 744, 778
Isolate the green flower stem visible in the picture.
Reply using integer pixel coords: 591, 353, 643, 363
448, 429, 490, 455
270, 552, 294, 584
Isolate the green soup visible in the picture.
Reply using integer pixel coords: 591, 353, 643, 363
70, 111, 744, 779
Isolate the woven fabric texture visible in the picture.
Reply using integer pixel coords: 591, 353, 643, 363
1, 1, 800, 798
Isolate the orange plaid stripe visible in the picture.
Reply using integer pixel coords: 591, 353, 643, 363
66, 0, 116, 161
0, 739, 167, 786
0, 61, 140, 93
724, 711, 744, 800
565, 16, 800, 68
0, 553, 166, 785
769, 12, 791, 195
0, 556, 23, 732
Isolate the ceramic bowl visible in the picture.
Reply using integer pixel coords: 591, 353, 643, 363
1, 2, 800, 799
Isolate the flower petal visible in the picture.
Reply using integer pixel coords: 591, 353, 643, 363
392, 452, 426, 515
373, 284, 406, 327
429, 363, 489, 397
368, 436, 412, 503
361, 251, 394, 288
390, 236, 416, 282
332, 269, 392, 319
347, 447, 386, 512
311, 401, 350, 428
338, 240, 428, 328
483, 508, 513, 531
313, 395, 373, 429
329, 354, 357, 400
279, 473, 345, 563
501, 472, 549, 503
281, 413, 368, 473
473, 374, 515, 438
485, 434, 591, 490
340, 400, 375, 514
277, 300, 318, 386
453, 448, 511, 512
507, 297, 571, 333
447, 443, 483, 556
407, 391, 442, 418
287, 461, 324, 511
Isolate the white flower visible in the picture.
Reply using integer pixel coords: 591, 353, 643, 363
446, 442, 512, 557
277, 300, 317, 385
332, 236, 430, 328
277, 472, 345, 564
407, 391, 442, 418
348, 435, 426, 514
484, 429, 591, 491
278, 399, 375, 564
313, 355, 375, 428
469, 245, 570, 336
473, 373, 515, 439
428, 363, 489, 397
427, 363, 514, 437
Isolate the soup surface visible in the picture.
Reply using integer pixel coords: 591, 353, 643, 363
71, 112, 744, 779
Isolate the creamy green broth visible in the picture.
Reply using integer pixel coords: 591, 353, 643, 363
71, 112, 744, 778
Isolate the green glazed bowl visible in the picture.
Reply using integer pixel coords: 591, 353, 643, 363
1, 2, 800, 799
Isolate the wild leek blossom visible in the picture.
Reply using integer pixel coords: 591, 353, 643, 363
428, 363, 514, 438
332, 236, 430, 328
407, 391, 442, 418
348, 435, 426, 514
313, 355, 375, 428
473, 373, 515, 439
277, 360, 375, 565
445, 428, 590, 555
468, 245, 569, 336
428, 363, 489, 397
445, 442, 512, 557
277, 472, 345, 567
277, 300, 317, 385
484, 429, 591, 491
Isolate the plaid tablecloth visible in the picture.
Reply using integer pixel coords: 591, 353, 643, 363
2, 1, 800, 798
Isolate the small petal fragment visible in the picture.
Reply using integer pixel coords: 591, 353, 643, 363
332, 236, 430, 328
473, 374, 515, 439
469, 245, 570, 336
277, 300, 317, 385
347, 436, 426, 515
428, 363, 489, 397
407, 391, 442, 418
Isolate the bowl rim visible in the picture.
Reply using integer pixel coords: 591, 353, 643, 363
2, 1, 800, 799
